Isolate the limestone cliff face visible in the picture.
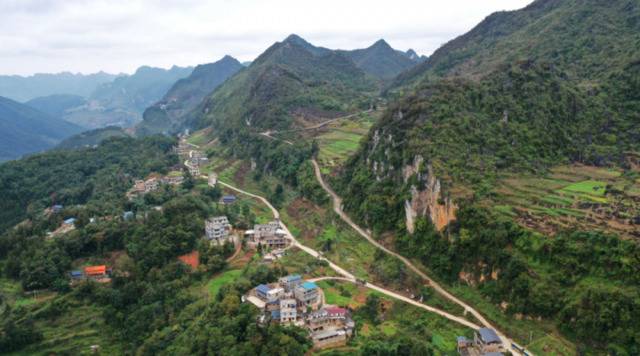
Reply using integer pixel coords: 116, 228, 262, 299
403, 156, 457, 233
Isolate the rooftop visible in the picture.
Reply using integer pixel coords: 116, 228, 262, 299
256, 284, 271, 294
478, 328, 501, 344
84, 265, 107, 275
283, 274, 302, 282
301, 281, 317, 291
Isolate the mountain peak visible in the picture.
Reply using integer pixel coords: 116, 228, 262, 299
371, 39, 392, 50
283, 34, 308, 45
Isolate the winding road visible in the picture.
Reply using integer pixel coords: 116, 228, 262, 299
217, 180, 483, 331
310, 159, 524, 354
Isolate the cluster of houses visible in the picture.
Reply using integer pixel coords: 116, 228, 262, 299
457, 328, 506, 356
127, 172, 184, 199
244, 274, 355, 349
69, 265, 112, 284
176, 139, 208, 177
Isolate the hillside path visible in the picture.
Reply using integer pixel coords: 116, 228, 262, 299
217, 180, 483, 331
310, 159, 523, 354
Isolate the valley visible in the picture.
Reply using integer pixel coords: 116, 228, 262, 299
1, 0, 640, 354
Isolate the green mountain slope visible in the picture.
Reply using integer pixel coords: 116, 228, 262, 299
333, 1, 640, 352
0, 71, 118, 102
26, 94, 87, 118
0, 96, 83, 162
137, 55, 243, 135
56, 126, 129, 150
195, 34, 378, 133
340, 39, 420, 80
393, 0, 640, 89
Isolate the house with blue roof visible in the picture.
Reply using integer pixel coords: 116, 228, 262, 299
256, 284, 271, 300
69, 270, 84, 279
294, 281, 319, 307
222, 195, 237, 205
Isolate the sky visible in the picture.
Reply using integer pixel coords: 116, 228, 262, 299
0, 0, 534, 76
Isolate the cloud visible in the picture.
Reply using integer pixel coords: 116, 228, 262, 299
0, 0, 533, 75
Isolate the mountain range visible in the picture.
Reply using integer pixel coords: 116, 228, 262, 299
0, 71, 119, 103
0, 96, 83, 161
137, 56, 244, 135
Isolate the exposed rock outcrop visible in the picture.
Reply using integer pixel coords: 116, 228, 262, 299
403, 157, 457, 233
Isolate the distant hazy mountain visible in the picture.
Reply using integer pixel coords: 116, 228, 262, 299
194, 34, 377, 133
403, 49, 427, 63
340, 39, 421, 80
26, 94, 87, 118
137, 56, 243, 135
0, 72, 118, 102
63, 65, 193, 129
0, 96, 83, 161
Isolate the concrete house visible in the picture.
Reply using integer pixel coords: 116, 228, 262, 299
279, 298, 298, 323
245, 221, 288, 249
474, 328, 503, 354
205, 216, 231, 243
295, 281, 319, 307
279, 274, 303, 292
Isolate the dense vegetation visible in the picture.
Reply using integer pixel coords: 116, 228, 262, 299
396, 207, 640, 352
195, 35, 377, 133
393, 0, 640, 89
339, 61, 639, 232
0, 136, 177, 232
56, 126, 129, 150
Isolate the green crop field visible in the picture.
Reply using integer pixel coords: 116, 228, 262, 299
207, 269, 242, 298
490, 164, 639, 238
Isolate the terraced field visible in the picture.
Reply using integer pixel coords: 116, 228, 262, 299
491, 164, 640, 238
314, 111, 379, 173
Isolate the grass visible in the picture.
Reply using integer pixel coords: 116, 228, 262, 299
207, 269, 242, 299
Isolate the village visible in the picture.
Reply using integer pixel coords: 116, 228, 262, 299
45, 134, 510, 354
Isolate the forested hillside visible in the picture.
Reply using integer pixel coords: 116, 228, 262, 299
195, 34, 377, 133
393, 0, 640, 89
0, 136, 176, 232
334, 0, 640, 353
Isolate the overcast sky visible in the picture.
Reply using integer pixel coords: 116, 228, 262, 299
0, 0, 533, 76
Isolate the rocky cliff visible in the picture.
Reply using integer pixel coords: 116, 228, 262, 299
402, 155, 457, 233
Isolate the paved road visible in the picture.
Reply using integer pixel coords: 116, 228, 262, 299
217, 180, 483, 331
310, 159, 524, 355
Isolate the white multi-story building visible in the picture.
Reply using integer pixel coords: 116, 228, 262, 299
205, 216, 231, 243
280, 298, 298, 323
